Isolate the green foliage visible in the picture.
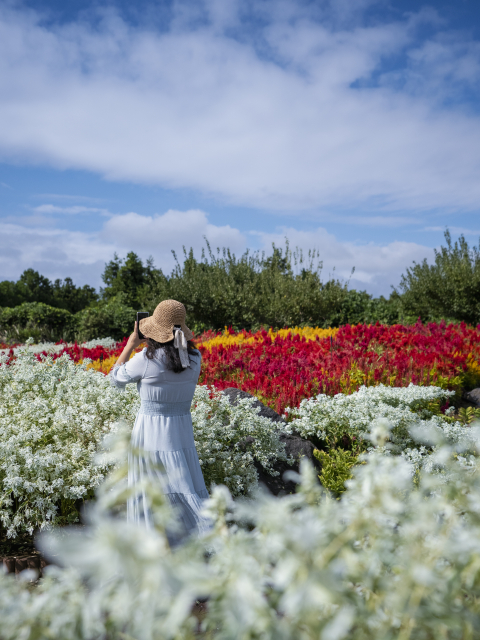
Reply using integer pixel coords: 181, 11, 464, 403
50, 277, 98, 313
314, 447, 359, 495
0, 269, 97, 313
397, 230, 480, 323
458, 406, 480, 425
102, 252, 163, 308
0, 302, 75, 343
74, 293, 136, 342
5, 229, 480, 342
140, 241, 348, 332
328, 288, 403, 326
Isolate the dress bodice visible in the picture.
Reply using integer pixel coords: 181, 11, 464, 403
110, 347, 202, 405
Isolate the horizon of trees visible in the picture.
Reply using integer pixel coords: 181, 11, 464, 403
1, 231, 479, 343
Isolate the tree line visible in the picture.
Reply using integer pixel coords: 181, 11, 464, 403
0, 231, 479, 343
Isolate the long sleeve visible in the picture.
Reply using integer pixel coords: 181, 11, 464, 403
110, 349, 149, 390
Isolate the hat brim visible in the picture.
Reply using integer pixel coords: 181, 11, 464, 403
139, 316, 194, 343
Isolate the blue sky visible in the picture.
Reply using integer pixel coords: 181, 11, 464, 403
1, 0, 480, 295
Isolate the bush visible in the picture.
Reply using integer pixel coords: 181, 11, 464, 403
397, 230, 480, 324
191, 386, 289, 495
314, 447, 359, 495
74, 294, 137, 342
285, 384, 478, 478
0, 302, 75, 343
328, 288, 403, 325
0, 352, 287, 536
285, 383, 455, 447
0, 343, 139, 536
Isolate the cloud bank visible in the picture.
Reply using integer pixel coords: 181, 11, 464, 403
0, 208, 431, 296
0, 1, 479, 213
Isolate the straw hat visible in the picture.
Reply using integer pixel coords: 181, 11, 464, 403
139, 299, 193, 343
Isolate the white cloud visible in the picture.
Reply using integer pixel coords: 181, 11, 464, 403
0, 3, 479, 213
0, 209, 247, 287
426, 226, 480, 237
33, 204, 110, 215
101, 209, 247, 265
257, 226, 434, 295
33, 194, 107, 203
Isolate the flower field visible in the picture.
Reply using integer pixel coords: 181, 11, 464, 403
3, 324, 480, 638
4, 321, 479, 413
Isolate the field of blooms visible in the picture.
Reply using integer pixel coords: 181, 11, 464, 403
2, 324, 480, 637
4, 321, 479, 414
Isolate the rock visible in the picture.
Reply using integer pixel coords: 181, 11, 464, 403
222, 387, 320, 496
222, 387, 285, 423
464, 388, 480, 407
254, 460, 299, 496
279, 433, 317, 467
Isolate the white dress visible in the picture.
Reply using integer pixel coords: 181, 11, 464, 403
111, 347, 210, 536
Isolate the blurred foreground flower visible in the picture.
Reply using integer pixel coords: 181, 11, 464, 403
2, 422, 480, 639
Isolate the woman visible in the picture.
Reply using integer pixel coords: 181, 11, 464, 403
110, 299, 210, 537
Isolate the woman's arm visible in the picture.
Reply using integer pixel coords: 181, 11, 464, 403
115, 323, 144, 367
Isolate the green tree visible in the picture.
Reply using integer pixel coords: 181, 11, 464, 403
0, 270, 98, 314
52, 278, 98, 314
328, 289, 402, 326
15, 269, 53, 305
397, 230, 480, 324
101, 252, 163, 308
0, 280, 23, 308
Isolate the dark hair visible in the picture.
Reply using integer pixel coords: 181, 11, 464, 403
145, 331, 198, 373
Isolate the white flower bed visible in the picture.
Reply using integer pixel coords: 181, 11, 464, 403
285, 383, 454, 441
0, 341, 66, 357
80, 337, 118, 350
0, 346, 139, 536
0, 336, 119, 358
2, 432, 480, 640
285, 383, 480, 475
191, 386, 288, 496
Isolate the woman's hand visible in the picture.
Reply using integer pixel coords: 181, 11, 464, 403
127, 322, 144, 350
115, 323, 144, 367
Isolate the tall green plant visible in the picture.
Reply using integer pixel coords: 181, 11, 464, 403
397, 230, 480, 323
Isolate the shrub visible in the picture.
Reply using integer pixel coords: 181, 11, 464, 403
191, 386, 289, 495
397, 230, 480, 323
314, 447, 359, 495
285, 384, 479, 479
74, 294, 136, 342
0, 352, 287, 535
327, 288, 403, 326
0, 343, 139, 536
285, 383, 456, 447
139, 243, 348, 332
0, 302, 75, 343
